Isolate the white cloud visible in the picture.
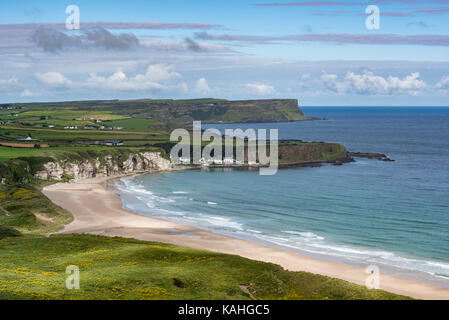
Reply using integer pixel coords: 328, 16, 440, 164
245, 82, 276, 96
195, 78, 212, 95
21, 89, 41, 97
436, 76, 449, 91
299, 73, 311, 88
321, 71, 427, 96
0, 77, 19, 86
35, 72, 72, 87
85, 64, 186, 92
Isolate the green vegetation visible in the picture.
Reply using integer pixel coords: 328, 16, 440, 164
0, 184, 72, 234
278, 142, 348, 164
0, 226, 21, 240
0, 234, 410, 300
0, 98, 310, 164
0, 98, 307, 129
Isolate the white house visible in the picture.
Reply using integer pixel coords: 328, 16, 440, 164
223, 158, 234, 164
17, 135, 36, 141
179, 158, 191, 164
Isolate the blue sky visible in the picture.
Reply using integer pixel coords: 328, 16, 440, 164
1, 0, 449, 105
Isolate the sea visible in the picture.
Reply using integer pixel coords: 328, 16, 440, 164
114, 107, 449, 288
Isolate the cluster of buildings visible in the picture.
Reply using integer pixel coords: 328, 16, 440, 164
62, 125, 124, 130
72, 117, 124, 130
83, 140, 124, 146
1, 105, 21, 110
99, 126, 124, 130
74, 117, 103, 123
172, 156, 246, 166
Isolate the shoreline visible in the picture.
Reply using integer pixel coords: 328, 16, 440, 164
43, 172, 449, 300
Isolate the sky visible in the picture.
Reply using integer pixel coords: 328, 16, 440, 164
1, 0, 449, 106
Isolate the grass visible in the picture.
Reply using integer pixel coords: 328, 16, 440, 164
0, 145, 143, 162
0, 184, 72, 234
278, 142, 347, 164
0, 226, 21, 239
105, 118, 168, 130
16, 110, 129, 121
0, 234, 411, 300
1, 98, 307, 128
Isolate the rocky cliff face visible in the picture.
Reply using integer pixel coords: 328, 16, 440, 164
34, 151, 172, 181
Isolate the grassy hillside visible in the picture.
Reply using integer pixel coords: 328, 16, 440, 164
0, 98, 307, 159
1, 98, 307, 129
279, 142, 348, 165
0, 184, 72, 234
0, 234, 410, 300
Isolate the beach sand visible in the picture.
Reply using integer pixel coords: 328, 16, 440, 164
43, 174, 449, 300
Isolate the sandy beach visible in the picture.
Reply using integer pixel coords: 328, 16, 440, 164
43, 174, 449, 300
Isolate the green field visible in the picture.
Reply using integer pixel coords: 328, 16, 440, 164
0, 145, 146, 162
0, 234, 410, 300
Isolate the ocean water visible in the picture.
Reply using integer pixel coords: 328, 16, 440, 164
115, 107, 449, 287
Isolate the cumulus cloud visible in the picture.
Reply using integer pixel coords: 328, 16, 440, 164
31, 27, 139, 52
195, 78, 212, 95
84, 28, 139, 50
85, 64, 186, 92
321, 71, 427, 95
436, 76, 449, 91
35, 72, 72, 87
245, 82, 276, 95
299, 73, 311, 88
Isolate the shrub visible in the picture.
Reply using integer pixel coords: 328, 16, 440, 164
0, 225, 21, 239
61, 174, 74, 182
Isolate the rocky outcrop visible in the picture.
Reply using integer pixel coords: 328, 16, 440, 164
34, 151, 172, 181
348, 152, 395, 162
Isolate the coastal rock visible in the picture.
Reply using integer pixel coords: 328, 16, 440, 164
348, 152, 395, 162
34, 151, 172, 181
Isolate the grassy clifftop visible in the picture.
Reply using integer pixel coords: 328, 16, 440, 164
0, 234, 410, 300
279, 142, 349, 165
1, 98, 307, 127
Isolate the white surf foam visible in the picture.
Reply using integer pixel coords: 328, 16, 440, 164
115, 176, 449, 283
